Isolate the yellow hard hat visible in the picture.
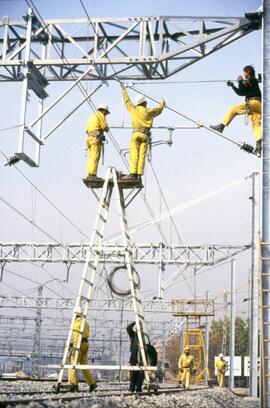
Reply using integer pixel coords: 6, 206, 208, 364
184, 346, 190, 351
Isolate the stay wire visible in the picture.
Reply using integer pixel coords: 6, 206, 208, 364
4, 267, 68, 298
149, 162, 184, 245
132, 80, 232, 85
0, 123, 23, 133
0, 192, 105, 283
0, 147, 90, 241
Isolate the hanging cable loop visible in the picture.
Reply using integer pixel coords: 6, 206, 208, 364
107, 265, 140, 297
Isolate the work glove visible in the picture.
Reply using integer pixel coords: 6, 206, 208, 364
120, 82, 126, 90
226, 81, 233, 87
237, 75, 244, 83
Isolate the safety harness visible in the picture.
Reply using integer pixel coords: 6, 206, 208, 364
132, 128, 153, 162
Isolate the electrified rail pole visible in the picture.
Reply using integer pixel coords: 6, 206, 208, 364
250, 172, 260, 397
261, 1, 270, 406
229, 259, 235, 390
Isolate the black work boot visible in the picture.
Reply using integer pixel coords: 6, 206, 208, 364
89, 383, 98, 392
136, 174, 142, 182
210, 123, 225, 133
254, 140, 262, 157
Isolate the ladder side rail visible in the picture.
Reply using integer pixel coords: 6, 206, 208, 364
56, 250, 93, 385
57, 168, 113, 387
112, 168, 151, 384
69, 171, 114, 367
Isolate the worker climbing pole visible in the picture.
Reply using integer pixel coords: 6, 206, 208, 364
211, 65, 262, 157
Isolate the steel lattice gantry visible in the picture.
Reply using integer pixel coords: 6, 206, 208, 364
0, 12, 261, 81
0, 9, 261, 167
0, 297, 175, 312
0, 242, 250, 265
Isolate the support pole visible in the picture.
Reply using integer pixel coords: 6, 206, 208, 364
261, 2, 270, 406
17, 8, 32, 154
32, 285, 42, 377
158, 261, 165, 299
118, 299, 124, 382
250, 172, 260, 397
162, 322, 166, 383
229, 259, 235, 390
205, 290, 210, 384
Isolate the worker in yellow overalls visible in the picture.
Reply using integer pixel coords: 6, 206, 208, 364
215, 353, 227, 387
85, 105, 110, 179
121, 83, 165, 181
68, 311, 97, 392
178, 346, 195, 390
210, 65, 262, 156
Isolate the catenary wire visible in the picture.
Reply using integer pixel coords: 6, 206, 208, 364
25, 0, 172, 245
79, 0, 184, 246
0, 147, 90, 241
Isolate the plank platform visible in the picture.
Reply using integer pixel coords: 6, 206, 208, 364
82, 176, 143, 189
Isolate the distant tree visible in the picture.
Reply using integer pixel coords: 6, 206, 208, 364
164, 317, 249, 379
209, 316, 249, 375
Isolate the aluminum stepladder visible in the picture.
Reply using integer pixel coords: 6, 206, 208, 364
55, 166, 156, 392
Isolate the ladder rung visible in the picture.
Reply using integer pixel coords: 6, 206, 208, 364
262, 273, 270, 276
83, 278, 93, 286
99, 215, 106, 222
262, 289, 270, 292
80, 295, 90, 302
93, 230, 103, 238
263, 339, 270, 342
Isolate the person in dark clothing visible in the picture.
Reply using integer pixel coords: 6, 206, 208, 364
126, 321, 158, 392
210, 65, 262, 156
126, 321, 145, 392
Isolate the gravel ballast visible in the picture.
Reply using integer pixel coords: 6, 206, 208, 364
0, 381, 261, 407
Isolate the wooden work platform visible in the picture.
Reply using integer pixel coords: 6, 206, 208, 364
82, 176, 143, 189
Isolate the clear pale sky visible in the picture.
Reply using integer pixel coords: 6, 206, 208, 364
0, 0, 262, 333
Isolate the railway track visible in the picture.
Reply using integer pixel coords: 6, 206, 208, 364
0, 385, 209, 406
